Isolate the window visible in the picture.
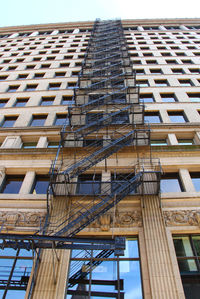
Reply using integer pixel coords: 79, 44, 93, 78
161, 173, 183, 192
25, 84, 38, 91
40, 96, 55, 106
144, 112, 161, 123
0, 75, 8, 81
189, 68, 200, 74
48, 83, 61, 90
76, 174, 101, 194
146, 60, 158, 64
166, 59, 178, 64
54, 114, 68, 126
83, 139, 103, 147
1, 116, 17, 127
161, 93, 177, 102
187, 93, 200, 102
150, 68, 163, 74
0, 175, 24, 193
111, 173, 136, 194
190, 173, 200, 191
179, 79, 193, 87
172, 68, 185, 74
112, 112, 129, 124
30, 115, 47, 126
0, 247, 32, 298
181, 59, 193, 64
136, 80, 149, 87
7, 66, 17, 71
55, 72, 66, 78
22, 142, 37, 149
151, 139, 168, 146
168, 111, 187, 123
61, 96, 73, 105
31, 175, 49, 194
135, 69, 145, 74
86, 113, 103, 124
34, 73, 45, 79
26, 65, 35, 69
67, 237, 142, 298
161, 52, 171, 56
68, 82, 76, 88
173, 235, 200, 299
140, 93, 154, 103
178, 139, 194, 145
8, 85, 20, 92
48, 141, 59, 148
154, 79, 169, 86
41, 64, 50, 69
0, 99, 8, 107
14, 98, 29, 107
18, 74, 28, 80
60, 62, 70, 67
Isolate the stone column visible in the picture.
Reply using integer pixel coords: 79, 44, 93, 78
19, 171, 35, 194
179, 168, 195, 192
0, 167, 6, 191
30, 197, 70, 299
1, 136, 22, 148
167, 133, 178, 145
141, 195, 185, 299
37, 137, 48, 148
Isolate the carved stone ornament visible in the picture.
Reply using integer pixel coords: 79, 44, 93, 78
163, 210, 200, 227
87, 210, 142, 231
0, 211, 46, 229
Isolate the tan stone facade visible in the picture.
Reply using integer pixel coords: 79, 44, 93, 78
0, 18, 199, 299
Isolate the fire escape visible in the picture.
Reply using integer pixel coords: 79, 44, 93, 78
0, 19, 161, 298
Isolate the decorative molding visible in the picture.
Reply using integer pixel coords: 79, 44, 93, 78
163, 210, 200, 227
88, 210, 142, 231
0, 211, 46, 229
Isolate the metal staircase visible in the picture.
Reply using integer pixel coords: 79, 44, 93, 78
47, 19, 161, 298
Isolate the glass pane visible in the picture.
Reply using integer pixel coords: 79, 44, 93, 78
191, 178, 200, 192
31, 117, 46, 126
161, 178, 182, 192
124, 238, 139, 258
169, 115, 186, 123
120, 261, 143, 299
144, 115, 160, 123
32, 178, 49, 194
173, 236, 197, 272
192, 236, 200, 256
1, 177, 23, 193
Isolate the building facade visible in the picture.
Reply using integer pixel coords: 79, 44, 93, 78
0, 18, 199, 299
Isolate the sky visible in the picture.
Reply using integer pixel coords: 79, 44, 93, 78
0, 0, 200, 28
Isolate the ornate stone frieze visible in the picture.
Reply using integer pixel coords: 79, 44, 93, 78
0, 211, 46, 229
88, 210, 142, 231
163, 210, 200, 227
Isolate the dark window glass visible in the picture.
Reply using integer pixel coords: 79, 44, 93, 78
54, 114, 68, 126
190, 173, 200, 191
55, 72, 66, 78
14, 98, 28, 107
40, 97, 55, 106
31, 175, 49, 194
86, 113, 103, 124
178, 139, 194, 145
144, 112, 161, 123
187, 93, 200, 102
25, 84, 37, 91
83, 139, 103, 147
0, 75, 8, 81
76, 174, 101, 194
111, 173, 136, 194
1, 175, 24, 193
172, 68, 185, 74
48, 83, 61, 90
151, 139, 168, 146
168, 111, 187, 123
161, 93, 177, 102
8, 85, 19, 92
30, 115, 46, 126
62, 96, 73, 105
1, 116, 17, 127
0, 99, 8, 107
18, 74, 28, 79
48, 142, 59, 148
154, 79, 169, 86
179, 80, 193, 86
173, 235, 200, 299
150, 68, 163, 74
136, 80, 149, 87
112, 112, 129, 124
140, 94, 154, 103
161, 173, 183, 192
22, 142, 37, 149
34, 73, 45, 78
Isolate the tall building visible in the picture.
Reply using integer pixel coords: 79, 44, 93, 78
0, 18, 199, 299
